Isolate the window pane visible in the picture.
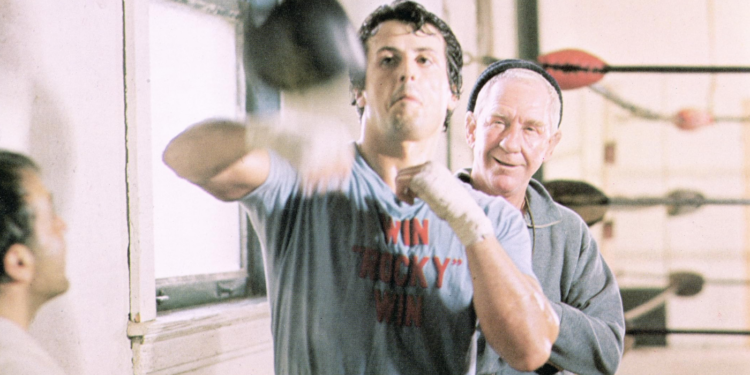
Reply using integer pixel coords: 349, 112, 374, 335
150, 0, 242, 278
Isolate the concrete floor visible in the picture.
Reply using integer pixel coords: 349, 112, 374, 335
617, 345, 750, 374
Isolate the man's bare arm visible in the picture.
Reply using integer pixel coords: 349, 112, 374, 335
163, 113, 355, 200
162, 119, 269, 202
396, 162, 559, 372
465, 237, 560, 371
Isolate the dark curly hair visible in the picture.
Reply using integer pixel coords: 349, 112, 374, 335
350, 0, 463, 131
0, 150, 38, 281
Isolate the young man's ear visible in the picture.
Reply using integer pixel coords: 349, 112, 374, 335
464, 111, 477, 148
353, 89, 366, 109
447, 92, 459, 112
3, 244, 35, 283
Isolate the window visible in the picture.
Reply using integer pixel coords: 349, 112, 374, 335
127, 0, 277, 314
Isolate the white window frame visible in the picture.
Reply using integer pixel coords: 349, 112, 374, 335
124, 0, 276, 373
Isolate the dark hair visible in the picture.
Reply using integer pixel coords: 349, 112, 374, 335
350, 0, 463, 131
0, 150, 39, 281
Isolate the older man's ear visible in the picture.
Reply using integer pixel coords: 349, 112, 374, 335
464, 111, 477, 149
544, 130, 563, 160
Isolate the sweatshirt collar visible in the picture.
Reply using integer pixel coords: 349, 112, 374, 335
525, 178, 562, 228
456, 169, 562, 228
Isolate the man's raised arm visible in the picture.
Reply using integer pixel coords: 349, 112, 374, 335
162, 119, 270, 202
164, 114, 355, 200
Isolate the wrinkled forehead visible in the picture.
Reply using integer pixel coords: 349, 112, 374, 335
477, 72, 559, 126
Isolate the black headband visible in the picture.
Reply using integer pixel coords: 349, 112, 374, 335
466, 59, 563, 127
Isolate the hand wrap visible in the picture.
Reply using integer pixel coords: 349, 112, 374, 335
408, 162, 495, 247
245, 110, 354, 192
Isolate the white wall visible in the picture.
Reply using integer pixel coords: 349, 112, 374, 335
0, 1, 132, 374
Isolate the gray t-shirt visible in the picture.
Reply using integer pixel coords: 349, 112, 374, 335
241, 148, 533, 375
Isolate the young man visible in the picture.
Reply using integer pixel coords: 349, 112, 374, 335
461, 59, 625, 375
163, 3, 558, 373
0, 150, 69, 375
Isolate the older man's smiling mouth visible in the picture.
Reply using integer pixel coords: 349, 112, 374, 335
494, 157, 520, 168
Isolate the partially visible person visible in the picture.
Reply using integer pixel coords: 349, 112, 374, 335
0, 150, 69, 375
460, 60, 625, 375
163, 2, 559, 373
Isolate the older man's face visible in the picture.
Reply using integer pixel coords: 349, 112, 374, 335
466, 76, 561, 205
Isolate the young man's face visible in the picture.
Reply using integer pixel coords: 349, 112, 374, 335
356, 20, 457, 141
24, 170, 69, 299
467, 76, 561, 206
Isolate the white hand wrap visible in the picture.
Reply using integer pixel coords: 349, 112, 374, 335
245, 109, 354, 190
409, 162, 495, 247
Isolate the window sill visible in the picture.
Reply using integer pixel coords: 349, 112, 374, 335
128, 298, 273, 375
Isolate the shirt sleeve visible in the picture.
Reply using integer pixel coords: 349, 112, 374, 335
239, 150, 301, 254
240, 150, 299, 215
490, 194, 535, 279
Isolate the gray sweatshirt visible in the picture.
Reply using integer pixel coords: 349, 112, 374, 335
458, 172, 625, 375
